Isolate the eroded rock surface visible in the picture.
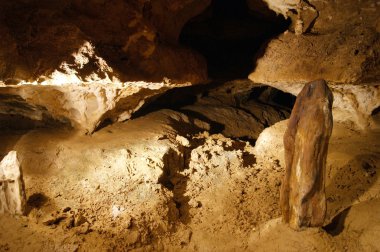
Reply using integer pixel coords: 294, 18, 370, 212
249, 0, 380, 128
0, 106, 379, 251
0, 0, 208, 84
0, 0, 213, 132
0, 151, 26, 215
0, 81, 191, 133
281, 80, 333, 229
147, 79, 292, 141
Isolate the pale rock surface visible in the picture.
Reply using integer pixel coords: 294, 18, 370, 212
0, 0, 211, 132
0, 81, 190, 133
254, 120, 287, 167
251, 82, 380, 129
255, 119, 380, 223
0, 151, 26, 215
248, 217, 334, 251
0, 109, 379, 250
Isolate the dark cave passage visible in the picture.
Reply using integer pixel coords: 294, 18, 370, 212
179, 0, 290, 80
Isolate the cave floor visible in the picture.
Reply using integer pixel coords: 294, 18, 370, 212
0, 105, 379, 251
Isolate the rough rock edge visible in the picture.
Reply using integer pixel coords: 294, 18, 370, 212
0, 81, 191, 134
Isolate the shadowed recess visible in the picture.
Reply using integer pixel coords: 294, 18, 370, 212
179, 0, 290, 80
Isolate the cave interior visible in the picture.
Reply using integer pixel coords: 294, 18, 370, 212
0, 0, 379, 251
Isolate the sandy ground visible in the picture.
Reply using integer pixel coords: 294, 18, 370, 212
0, 106, 379, 251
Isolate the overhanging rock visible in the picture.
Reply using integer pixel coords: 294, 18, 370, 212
0, 81, 191, 133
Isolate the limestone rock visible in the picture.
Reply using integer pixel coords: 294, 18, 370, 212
280, 79, 333, 229
0, 0, 208, 84
254, 120, 287, 166
0, 151, 26, 215
249, 0, 380, 128
0, 0, 211, 132
249, 82, 380, 129
249, 27, 379, 85
174, 79, 291, 140
0, 81, 191, 133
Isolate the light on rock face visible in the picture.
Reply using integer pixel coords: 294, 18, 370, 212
0, 151, 26, 215
280, 79, 333, 230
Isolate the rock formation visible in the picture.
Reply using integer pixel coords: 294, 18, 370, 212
280, 79, 333, 229
0, 0, 209, 84
0, 0, 209, 132
249, 0, 380, 128
0, 151, 26, 215
0, 80, 191, 133
0, 0, 379, 250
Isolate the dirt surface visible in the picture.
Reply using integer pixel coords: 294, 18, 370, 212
0, 105, 379, 251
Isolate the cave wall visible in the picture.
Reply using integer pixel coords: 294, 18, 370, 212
0, 0, 212, 132
0, 0, 210, 84
0, 0, 379, 131
249, 0, 380, 128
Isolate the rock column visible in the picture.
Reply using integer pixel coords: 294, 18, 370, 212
0, 151, 26, 215
280, 79, 333, 230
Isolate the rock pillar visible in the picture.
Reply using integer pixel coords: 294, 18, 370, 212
0, 151, 26, 215
280, 79, 333, 230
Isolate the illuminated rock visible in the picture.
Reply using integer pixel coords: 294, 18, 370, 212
248, 81, 380, 129
0, 151, 26, 215
0, 0, 208, 84
0, 81, 191, 133
249, 0, 380, 128
280, 79, 333, 230
0, 0, 209, 132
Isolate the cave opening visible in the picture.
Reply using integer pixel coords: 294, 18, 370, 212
179, 0, 290, 81
131, 0, 295, 132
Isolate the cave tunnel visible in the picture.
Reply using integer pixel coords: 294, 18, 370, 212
132, 1, 294, 123
179, 0, 290, 80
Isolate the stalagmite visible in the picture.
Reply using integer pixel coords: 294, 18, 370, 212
0, 151, 26, 215
280, 79, 333, 230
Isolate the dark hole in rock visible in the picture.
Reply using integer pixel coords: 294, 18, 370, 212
179, 0, 290, 80
95, 118, 114, 132
371, 106, 380, 116
371, 106, 380, 125
134, 82, 295, 118
132, 81, 296, 144
249, 86, 296, 110
323, 207, 351, 236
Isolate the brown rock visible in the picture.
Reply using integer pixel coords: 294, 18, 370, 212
280, 79, 333, 230
0, 0, 209, 84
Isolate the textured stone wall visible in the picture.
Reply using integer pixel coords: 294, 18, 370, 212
0, 0, 210, 84
249, 0, 380, 128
